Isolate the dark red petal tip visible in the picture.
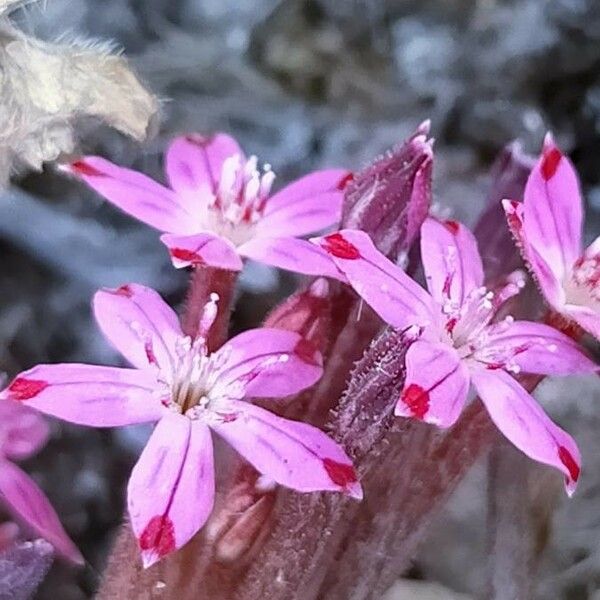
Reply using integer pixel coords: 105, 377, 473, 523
7, 377, 49, 401
111, 284, 134, 298
184, 133, 214, 147
321, 233, 361, 260
558, 445, 580, 483
70, 160, 105, 178
170, 248, 205, 265
293, 338, 321, 366
443, 220, 460, 235
139, 515, 176, 559
400, 383, 430, 420
336, 172, 354, 191
323, 458, 358, 489
540, 147, 562, 181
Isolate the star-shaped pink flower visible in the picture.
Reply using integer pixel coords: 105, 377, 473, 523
503, 134, 600, 340
0, 399, 82, 563
313, 219, 598, 495
1, 285, 361, 567
61, 133, 351, 278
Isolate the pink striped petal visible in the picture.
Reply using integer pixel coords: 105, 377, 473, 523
502, 199, 564, 307
210, 401, 361, 499
522, 135, 583, 280
472, 369, 581, 495
165, 133, 244, 195
160, 232, 243, 271
238, 237, 347, 281
479, 320, 598, 375
257, 169, 350, 237
214, 328, 323, 398
94, 284, 182, 372
0, 400, 48, 461
61, 157, 191, 234
128, 415, 215, 568
312, 229, 438, 331
396, 340, 469, 427
1, 364, 164, 427
0, 460, 83, 563
420, 217, 484, 308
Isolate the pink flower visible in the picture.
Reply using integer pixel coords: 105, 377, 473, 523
1, 284, 361, 567
503, 134, 600, 339
313, 219, 598, 495
0, 399, 82, 563
61, 133, 351, 277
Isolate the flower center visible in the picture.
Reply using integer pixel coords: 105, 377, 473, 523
202, 154, 275, 246
565, 253, 600, 309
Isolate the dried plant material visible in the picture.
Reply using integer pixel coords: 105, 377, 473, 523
0, 1, 158, 183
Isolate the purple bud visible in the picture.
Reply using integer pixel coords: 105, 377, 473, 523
342, 122, 433, 260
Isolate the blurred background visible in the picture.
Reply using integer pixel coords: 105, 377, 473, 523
2, 0, 600, 597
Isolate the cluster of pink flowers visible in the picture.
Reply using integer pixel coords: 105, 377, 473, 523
4, 128, 597, 568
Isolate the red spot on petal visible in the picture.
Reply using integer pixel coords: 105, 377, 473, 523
445, 317, 458, 334
505, 200, 523, 233
293, 338, 321, 366
7, 377, 49, 401
139, 515, 176, 559
322, 233, 361, 260
336, 172, 354, 191
400, 383, 430, 420
112, 284, 133, 298
70, 160, 105, 177
144, 341, 158, 366
443, 220, 460, 235
540, 147, 562, 181
185, 134, 214, 148
558, 445, 580, 483
216, 412, 238, 423
170, 248, 205, 265
323, 458, 358, 490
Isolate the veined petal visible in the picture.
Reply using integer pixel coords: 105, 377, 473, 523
61, 157, 190, 234
94, 284, 183, 373
522, 136, 583, 280
214, 328, 323, 399
421, 217, 484, 309
502, 199, 564, 307
238, 237, 347, 281
396, 340, 469, 427
472, 369, 581, 495
312, 229, 437, 331
210, 401, 361, 499
128, 415, 215, 568
0, 459, 83, 563
161, 232, 243, 271
165, 133, 244, 195
479, 320, 598, 375
1, 364, 164, 427
257, 169, 350, 237
0, 400, 48, 461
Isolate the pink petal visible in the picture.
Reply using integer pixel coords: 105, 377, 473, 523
420, 217, 484, 308
0, 459, 83, 563
210, 401, 361, 499
396, 340, 469, 427
522, 135, 583, 280
165, 133, 244, 194
128, 415, 215, 568
61, 157, 191, 234
257, 169, 350, 237
238, 237, 347, 281
160, 232, 243, 271
472, 368, 581, 495
214, 328, 323, 398
312, 229, 437, 331
0, 400, 49, 461
94, 284, 182, 372
564, 304, 600, 340
502, 199, 564, 307
1, 364, 164, 427
479, 320, 598, 375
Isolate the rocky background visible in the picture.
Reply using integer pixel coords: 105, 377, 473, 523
2, 0, 599, 597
